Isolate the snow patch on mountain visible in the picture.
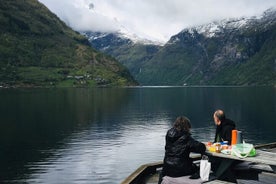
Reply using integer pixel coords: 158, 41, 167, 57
118, 28, 165, 45
82, 25, 164, 46
158, 8, 275, 43
186, 17, 252, 38
182, 8, 275, 38
85, 32, 109, 41
168, 8, 276, 45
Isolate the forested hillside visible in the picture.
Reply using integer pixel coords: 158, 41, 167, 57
0, 0, 137, 87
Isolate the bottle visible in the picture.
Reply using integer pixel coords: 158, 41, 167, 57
237, 131, 243, 144
231, 130, 237, 145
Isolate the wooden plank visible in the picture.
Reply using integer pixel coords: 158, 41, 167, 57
243, 150, 276, 166
255, 142, 276, 149
206, 180, 235, 184
121, 161, 163, 184
121, 153, 200, 184
205, 148, 276, 167
236, 180, 262, 184
259, 172, 276, 184
121, 164, 147, 184
250, 164, 274, 172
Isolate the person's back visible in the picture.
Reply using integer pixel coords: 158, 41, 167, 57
219, 118, 235, 143
159, 116, 206, 183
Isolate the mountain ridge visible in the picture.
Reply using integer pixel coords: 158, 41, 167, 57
85, 8, 276, 86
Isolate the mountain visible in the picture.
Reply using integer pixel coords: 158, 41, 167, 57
86, 9, 276, 86
0, 0, 137, 87
83, 31, 163, 81
83, 31, 162, 79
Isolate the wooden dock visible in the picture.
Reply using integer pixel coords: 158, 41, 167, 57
121, 142, 276, 184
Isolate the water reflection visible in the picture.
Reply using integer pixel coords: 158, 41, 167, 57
0, 88, 132, 182
0, 87, 275, 183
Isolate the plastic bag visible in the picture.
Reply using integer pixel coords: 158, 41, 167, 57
200, 155, 211, 181
231, 143, 256, 158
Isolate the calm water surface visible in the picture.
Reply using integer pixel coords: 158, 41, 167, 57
0, 87, 275, 183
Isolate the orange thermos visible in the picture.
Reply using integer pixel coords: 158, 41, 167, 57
231, 129, 237, 145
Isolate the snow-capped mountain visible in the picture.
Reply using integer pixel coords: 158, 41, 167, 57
82, 31, 132, 51
82, 8, 276, 86
84, 8, 275, 49
170, 8, 276, 43
82, 27, 164, 50
117, 27, 165, 45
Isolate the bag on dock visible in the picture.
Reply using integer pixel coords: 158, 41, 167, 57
200, 155, 211, 181
231, 143, 256, 158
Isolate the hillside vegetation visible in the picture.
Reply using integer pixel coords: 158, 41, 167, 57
0, 0, 137, 87
88, 9, 276, 86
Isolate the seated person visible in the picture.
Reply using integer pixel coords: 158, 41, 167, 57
213, 110, 236, 144
158, 116, 206, 184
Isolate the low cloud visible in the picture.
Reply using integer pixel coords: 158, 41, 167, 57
39, 0, 276, 43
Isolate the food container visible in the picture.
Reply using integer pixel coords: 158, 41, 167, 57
215, 143, 221, 153
221, 144, 229, 150
222, 141, 228, 145
208, 145, 216, 152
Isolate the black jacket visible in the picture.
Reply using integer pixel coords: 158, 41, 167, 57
214, 118, 236, 144
162, 128, 206, 177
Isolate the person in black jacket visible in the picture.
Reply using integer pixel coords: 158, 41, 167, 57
158, 116, 206, 183
213, 110, 236, 144
211, 110, 237, 181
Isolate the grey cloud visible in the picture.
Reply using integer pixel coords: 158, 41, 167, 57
39, 0, 276, 43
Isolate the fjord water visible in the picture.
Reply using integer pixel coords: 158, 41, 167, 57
0, 87, 275, 184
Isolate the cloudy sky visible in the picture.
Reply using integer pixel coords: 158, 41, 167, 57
38, 0, 276, 43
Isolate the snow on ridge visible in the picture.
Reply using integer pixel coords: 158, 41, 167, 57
118, 29, 165, 46
91, 33, 109, 41
183, 9, 274, 38
196, 22, 221, 37
194, 17, 253, 38
84, 8, 275, 46
81, 32, 110, 42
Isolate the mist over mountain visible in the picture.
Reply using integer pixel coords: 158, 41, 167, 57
84, 8, 276, 86
0, 0, 137, 87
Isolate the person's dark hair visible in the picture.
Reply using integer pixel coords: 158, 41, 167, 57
214, 110, 226, 121
173, 116, 191, 132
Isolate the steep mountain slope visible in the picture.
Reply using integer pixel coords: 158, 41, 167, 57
0, 0, 137, 87
87, 9, 276, 86
83, 31, 161, 78
144, 9, 276, 86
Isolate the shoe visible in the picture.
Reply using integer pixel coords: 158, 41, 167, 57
189, 172, 200, 179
